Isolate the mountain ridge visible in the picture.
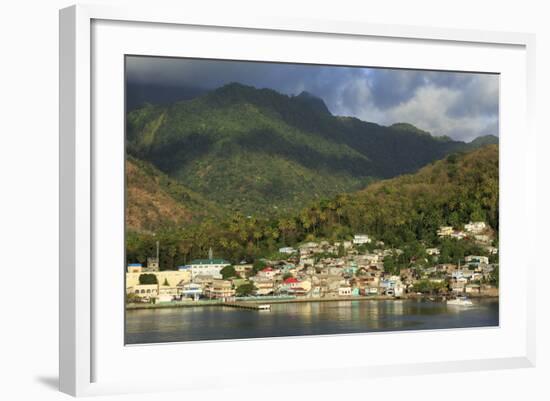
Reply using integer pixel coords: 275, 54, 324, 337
126, 83, 497, 219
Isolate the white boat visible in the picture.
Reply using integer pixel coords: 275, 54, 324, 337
258, 304, 271, 310
447, 296, 474, 306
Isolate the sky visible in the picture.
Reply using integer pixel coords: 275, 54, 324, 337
126, 56, 499, 142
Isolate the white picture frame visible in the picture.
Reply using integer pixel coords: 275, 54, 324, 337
59, 3, 536, 397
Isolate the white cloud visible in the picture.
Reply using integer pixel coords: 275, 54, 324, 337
380, 85, 498, 141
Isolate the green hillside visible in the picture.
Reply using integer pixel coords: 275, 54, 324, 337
307, 144, 499, 245
126, 156, 221, 232
126, 83, 494, 218
126, 145, 498, 269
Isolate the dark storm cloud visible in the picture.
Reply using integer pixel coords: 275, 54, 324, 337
126, 56, 499, 141
126, 56, 362, 101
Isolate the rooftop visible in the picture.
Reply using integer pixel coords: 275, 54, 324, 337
189, 259, 230, 265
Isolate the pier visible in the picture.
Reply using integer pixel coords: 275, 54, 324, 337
223, 302, 271, 311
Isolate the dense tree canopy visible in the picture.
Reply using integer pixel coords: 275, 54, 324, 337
138, 273, 158, 285
126, 145, 498, 269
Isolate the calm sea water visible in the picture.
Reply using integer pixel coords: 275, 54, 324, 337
125, 298, 499, 344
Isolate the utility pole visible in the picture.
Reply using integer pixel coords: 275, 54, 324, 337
156, 240, 160, 262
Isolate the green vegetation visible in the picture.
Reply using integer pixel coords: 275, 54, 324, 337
126, 83, 496, 223
220, 265, 237, 279
126, 156, 221, 232
437, 239, 487, 264
488, 265, 499, 288
412, 279, 448, 295
235, 282, 255, 297
126, 145, 498, 270
138, 274, 158, 285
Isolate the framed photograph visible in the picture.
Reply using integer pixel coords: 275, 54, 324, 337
59, 4, 536, 396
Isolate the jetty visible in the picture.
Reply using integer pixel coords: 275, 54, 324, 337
223, 302, 271, 311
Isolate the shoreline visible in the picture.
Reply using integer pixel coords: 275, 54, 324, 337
126, 294, 499, 310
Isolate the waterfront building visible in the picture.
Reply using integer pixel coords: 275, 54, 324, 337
279, 276, 311, 294
129, 284, 158, 301
311, 286, 322, 297
126, 269, 191, 290
187, 258, 231, 279
158, 285, 178, 303
465, 284, 481, 294
367, 286, 379, 295
338, 286, 352, 296
279, 247, 296, 254
204, 279, 235, 300
251, 278, 274, 296
127, 263, 142, 273
177, 282, 203, 301
451, 283, 466, 293
287, 286, 308, 296
452, 269, 474, 283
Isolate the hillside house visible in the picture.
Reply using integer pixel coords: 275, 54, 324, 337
234, 264, 253, 277
465, 255, 489, 267
257, 266, 278, 280
465, 221, 487, 234
353, 234, 372, 245
251, 278, 274, 296
437, 226, 453, 237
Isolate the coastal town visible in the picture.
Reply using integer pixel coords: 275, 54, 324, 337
126, 221, 498, 308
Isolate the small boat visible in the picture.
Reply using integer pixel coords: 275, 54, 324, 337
447, 296, 474, 306
258, 304, 271, 310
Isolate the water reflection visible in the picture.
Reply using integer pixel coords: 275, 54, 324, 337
126, 299, 499, 344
